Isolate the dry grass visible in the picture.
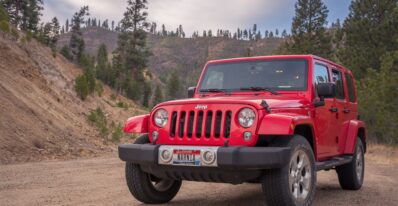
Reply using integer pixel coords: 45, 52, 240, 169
366, 144, 398, 165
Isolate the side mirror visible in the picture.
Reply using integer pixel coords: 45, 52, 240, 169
188, 87, 196, 98
314, 83, 336, 107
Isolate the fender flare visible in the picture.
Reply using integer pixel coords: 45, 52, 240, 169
257, 113, 314, 135
344, 120, 366, 154
123, 114, 149, 133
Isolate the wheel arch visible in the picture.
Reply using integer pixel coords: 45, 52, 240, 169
293, 124, 317, 157
344, 120, 367, 154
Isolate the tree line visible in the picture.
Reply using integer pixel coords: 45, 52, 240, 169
278, 0, 398, 144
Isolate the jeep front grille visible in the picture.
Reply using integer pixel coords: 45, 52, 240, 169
170, 110, 232, 139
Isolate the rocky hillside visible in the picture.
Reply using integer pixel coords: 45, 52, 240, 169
58, 27, 284, 87
0, 32, 146, 164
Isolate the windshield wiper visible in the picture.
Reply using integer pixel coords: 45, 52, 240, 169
199, 88, 226, 93
240, 87, 279, 95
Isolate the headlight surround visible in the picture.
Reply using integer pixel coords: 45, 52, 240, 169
238, 108, 256, 128
154, 109, 168, 127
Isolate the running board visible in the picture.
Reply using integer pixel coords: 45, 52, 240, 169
316, 155, 353, 171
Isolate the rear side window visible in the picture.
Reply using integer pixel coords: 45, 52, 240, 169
332, 69, 345, 100
313, 64, 330, 97
345, 73, 356, 102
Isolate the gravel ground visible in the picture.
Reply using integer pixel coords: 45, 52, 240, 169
0, 154, 397, 206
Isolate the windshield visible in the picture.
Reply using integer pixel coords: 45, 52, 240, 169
198, 59, 308, 92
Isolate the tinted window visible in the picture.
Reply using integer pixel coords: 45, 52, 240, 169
332, 69, 345, 100
199, 59, 308, 91
345, 73, 356, 102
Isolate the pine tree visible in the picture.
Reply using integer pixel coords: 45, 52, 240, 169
111, 20, 115, 30
167, 70, 180, 100
275, 28, 279, 37
207, 29, 212, 37
65, 18, 69, 32
252, 24, 257, 38
152, 84, 163, 107
281, 29, 288, 38
280, 0, 332, 58
96, 43, 108, 82
338, 0, 398, 77
161, 24, 166, 36
50, 17, 59, 47
142, 81, 151, 107
69, 6, 89, 63
112, 0, 150, 98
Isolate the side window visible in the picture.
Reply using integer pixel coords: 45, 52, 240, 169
313, 64, 330, 96
314, 64, 330, 84
345, 73, 356, 102
332, 69, 345, 100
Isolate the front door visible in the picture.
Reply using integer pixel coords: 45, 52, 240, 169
313, 63, 336, 158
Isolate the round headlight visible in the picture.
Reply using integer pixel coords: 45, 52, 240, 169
238, 108, 256, 128
154, 109, 168, 127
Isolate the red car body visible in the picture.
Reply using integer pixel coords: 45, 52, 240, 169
123, 55, 366, 160
119, 55, 367, 205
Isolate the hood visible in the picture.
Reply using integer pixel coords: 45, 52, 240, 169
156, 95, 311, 110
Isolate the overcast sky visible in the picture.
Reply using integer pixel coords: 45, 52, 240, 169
42, 0, 351, 35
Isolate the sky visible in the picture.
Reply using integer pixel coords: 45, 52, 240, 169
42, 0, 351, 35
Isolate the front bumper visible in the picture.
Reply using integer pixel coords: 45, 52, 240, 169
119, 144, 290, 184
119, 144, 290, 169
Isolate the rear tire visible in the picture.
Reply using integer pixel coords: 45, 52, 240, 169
336, 137, 365, 190
125, 134, 182, 204
262, 135, 316, 206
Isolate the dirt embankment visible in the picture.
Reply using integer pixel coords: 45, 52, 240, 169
0, 145, 397, 206
0, 34, 146, 164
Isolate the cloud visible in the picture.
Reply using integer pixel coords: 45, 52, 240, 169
42, 0, 349, 35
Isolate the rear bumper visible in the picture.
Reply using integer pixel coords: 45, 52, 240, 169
118, 144, 290, 169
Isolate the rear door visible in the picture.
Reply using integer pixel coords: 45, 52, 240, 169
330, 68, 347, 155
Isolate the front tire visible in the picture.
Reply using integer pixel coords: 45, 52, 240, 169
262, 135, 316, 206
336, 137, 365, 190
125, 134, 182, 204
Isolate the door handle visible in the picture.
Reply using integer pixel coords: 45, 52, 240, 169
329, 107, 338, 113
343, 108, 351, 113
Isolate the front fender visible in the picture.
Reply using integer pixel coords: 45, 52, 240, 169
257, 113, 314, 135
123, 114, 149, 133
344, 120, 366, 154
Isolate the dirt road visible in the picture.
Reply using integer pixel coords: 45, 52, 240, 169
0, 154, 397, 206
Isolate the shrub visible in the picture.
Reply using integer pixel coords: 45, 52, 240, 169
110, 93, 117, 101
116, 101, 129, 109
0, 20, 9, 33
60, 45, 72, 60
10, 27, 19, 39
95, 81, 104, 97
112, 123, 124, 142
0, 4, 9, 22
87, 108, 109, 138
75, 74, 89, 100
26, 31, 32, 42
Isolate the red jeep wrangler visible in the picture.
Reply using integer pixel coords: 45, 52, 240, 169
119, 55, 366, 206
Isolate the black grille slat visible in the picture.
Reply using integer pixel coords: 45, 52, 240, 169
187, 111, 194, 137
205, 111, 213, 138
224, 111, 232, 138
196, 111, 204, 137
170, 112, 177, 137
178, 112, 186, 137
214, 111, 222, 137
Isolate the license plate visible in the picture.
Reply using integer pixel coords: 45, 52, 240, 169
172, 149, 201, 166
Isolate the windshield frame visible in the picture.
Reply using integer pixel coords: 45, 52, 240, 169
197, 58, 309, 93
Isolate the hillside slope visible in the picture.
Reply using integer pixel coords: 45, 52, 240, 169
58, 27, 284, 87
0, 34, 146, 164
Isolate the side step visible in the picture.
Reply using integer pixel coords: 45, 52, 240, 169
316, 155, 353, 171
